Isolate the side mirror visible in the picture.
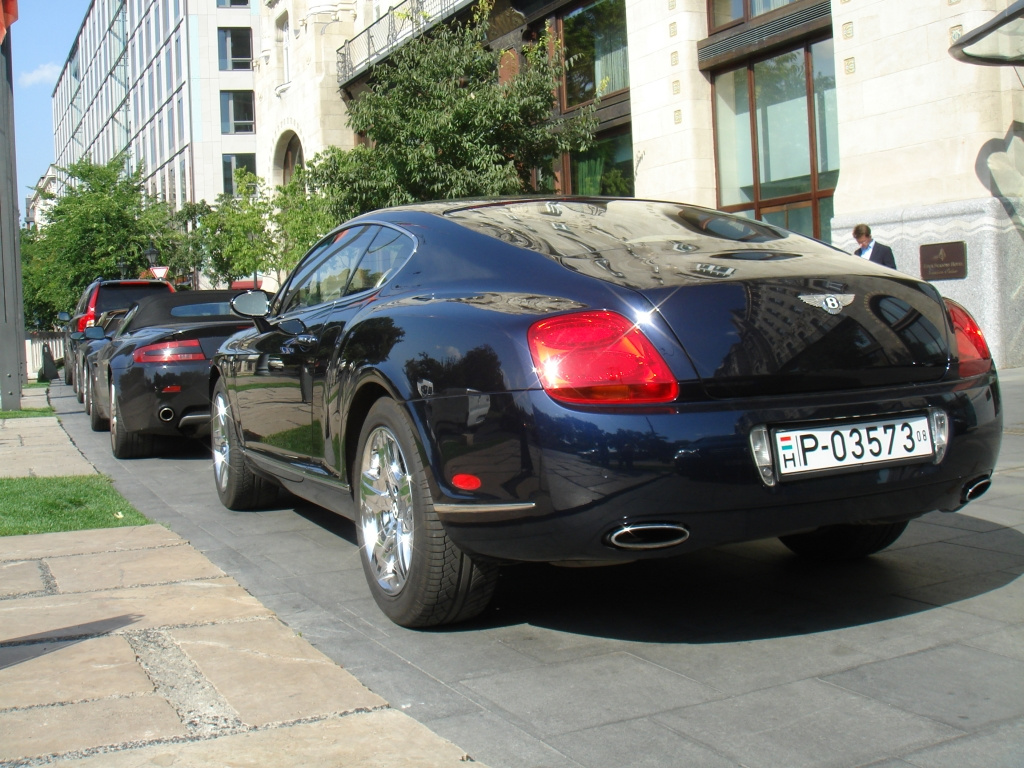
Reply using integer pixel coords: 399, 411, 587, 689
83, 326, 106, 341
58, 312, 71, 323
70, 331, 86, 341
231, 290, 271, 319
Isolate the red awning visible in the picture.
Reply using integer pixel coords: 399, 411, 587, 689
0, 0, 19, 45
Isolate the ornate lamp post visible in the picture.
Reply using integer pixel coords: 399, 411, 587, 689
144, 243, 160, 273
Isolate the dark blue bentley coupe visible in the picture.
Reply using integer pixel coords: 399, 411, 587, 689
209, 197, 1002, 627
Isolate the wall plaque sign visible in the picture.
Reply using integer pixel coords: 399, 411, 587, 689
919, 241, 967, 280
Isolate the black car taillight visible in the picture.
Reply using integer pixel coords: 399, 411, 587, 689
527, 310, 679, 404
944, 298, 992, 377
133, 338, 206, 364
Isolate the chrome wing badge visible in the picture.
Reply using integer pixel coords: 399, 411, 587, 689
798, 293, 855, 315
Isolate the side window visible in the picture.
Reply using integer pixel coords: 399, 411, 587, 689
277, 226, 379, 314
345, 227, 415, 295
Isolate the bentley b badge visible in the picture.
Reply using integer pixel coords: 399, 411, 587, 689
798, 293, 855, 315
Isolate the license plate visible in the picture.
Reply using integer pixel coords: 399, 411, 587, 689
774, 415, 934, 477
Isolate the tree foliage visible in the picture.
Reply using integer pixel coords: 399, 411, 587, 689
20, 155, 175, 327
344, 1, 597, 206
23, 2, 599, 310
199, 170, 276, 284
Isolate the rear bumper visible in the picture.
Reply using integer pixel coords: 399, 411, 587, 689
422, 373, 1002, 563
116, 363, 214, 437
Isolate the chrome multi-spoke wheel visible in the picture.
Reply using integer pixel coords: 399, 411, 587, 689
358, 425, 415, 596
211, 389, 232, 495
109, 381, 119, 447
354, 398, 498, 627
209, 378, 276, 510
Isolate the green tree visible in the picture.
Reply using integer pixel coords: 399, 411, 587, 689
170, 200, 213, 288
201, 170, 276, 284
20, 154, 175, 326
317, 0, 596, 211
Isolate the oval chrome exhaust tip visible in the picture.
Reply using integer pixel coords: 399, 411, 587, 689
962, 476, 992, 503
158, 407, 175, 423
607, 523, 689, 551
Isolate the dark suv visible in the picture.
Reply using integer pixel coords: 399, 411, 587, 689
60, 278, 174, 392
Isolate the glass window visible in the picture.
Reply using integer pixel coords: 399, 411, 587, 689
711, 0, 800, 30
711, 0, 743, 28
563, 0, 629, 107
222, 153, 256, 194
714, 67, 753, 206
278, 227, 380, 314
347, 228, 415, 295
216, 0, 249, 6
570, 130, 634, 196
754, 50, 810, 199
220, 91, 255, 134
812, 39, 838, 191
711, 40, 838, 240
218, 28, 253, 70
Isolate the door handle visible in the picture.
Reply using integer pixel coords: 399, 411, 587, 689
295, 334, 319, 349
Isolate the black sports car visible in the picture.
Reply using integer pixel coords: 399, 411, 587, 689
89, 290, 252, 458
75, 309, 129, 422
210, 197, 1002, 628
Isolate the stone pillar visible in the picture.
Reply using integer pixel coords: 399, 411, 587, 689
1, 31, 26, 410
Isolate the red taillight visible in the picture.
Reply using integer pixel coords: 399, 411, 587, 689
77, 290, 99, 331
133, 338, 206, 364
528, 310, 679, 404
944, 298, 992, 377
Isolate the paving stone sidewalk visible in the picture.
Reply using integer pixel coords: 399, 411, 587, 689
0, 391, 485, 767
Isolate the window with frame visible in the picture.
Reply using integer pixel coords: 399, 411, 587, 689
222, 153, 256, 194
710, 0, 802, 31
218, 28, 252, 71
216, 0, 249, 7
562, 0, 629, 107
570, 129, 634, 196
712, 37, 837, 240
220, 90, 255, 134
533, 0, 634, 197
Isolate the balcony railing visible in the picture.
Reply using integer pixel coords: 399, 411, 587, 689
337, 0, 475, 89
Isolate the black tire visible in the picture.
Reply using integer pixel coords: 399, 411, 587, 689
210, 379, 278, 510
109, 380, 153, 459
76, 359, 86, 403
354, 398, 498, 628
779, 521, 909, 560
87, 370, 107, 431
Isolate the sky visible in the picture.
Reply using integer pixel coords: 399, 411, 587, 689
9, 0, 93, 205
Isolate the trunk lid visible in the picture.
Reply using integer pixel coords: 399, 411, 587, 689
642, 270, 952, 397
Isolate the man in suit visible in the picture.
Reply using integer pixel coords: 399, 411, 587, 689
852, 223, 897, 269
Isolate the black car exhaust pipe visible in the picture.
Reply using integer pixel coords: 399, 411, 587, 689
607, 523, 690, 551
158, 407, 175, 423
961, 475, 992, 504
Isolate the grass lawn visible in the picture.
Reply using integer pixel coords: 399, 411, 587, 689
0, 476, 150, 536
0, 407, 55, 418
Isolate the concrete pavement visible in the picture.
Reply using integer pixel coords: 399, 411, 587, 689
0, 391, 485, 765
